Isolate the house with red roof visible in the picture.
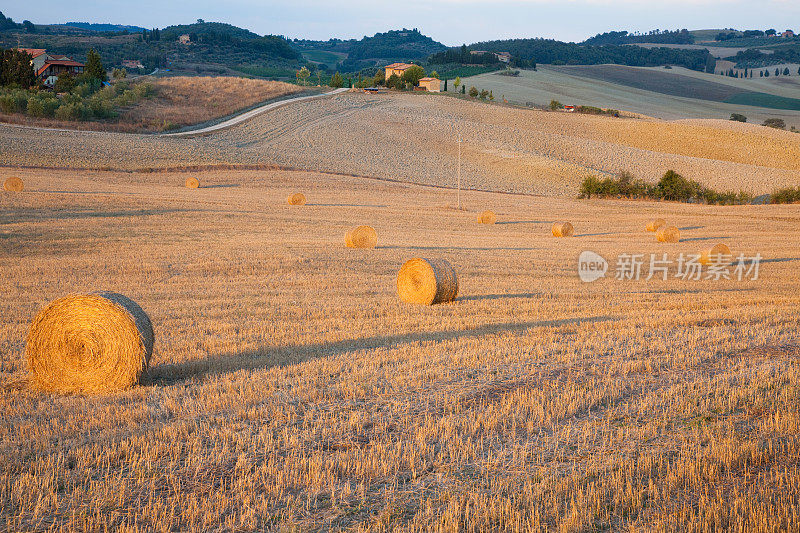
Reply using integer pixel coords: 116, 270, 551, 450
17, 48, 85, 87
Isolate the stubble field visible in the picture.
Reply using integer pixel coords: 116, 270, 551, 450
1, 166, 800, 531
1, 92, 800, 198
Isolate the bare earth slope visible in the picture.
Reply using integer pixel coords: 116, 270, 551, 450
2, 92, 799, 197
2, 167, 800, 530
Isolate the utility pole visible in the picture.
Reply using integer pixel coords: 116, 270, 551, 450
457, 134, 462, 210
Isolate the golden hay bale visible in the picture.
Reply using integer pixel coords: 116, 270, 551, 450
646, 218, 666, 232
552, 222, 574, 237
699, 243, 732, 265
3, 177, 24, 192
185, 177, 200, 189
477, 210, 497, 224
26, 292, 154, 394
397, 258, 458, 305
345, 225, 377, 249
287, 193, 306, 205
656, 226, 681, 243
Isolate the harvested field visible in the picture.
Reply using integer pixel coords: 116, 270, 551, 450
1, 167, 799, 531
1, 91, 799, 197
119, 76, 307, 131
462, 66, 800, 129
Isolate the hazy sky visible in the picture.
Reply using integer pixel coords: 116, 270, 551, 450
3, 0, 799, 45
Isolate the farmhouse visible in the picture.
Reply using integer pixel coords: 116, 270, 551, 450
417, 77, 441, 92
385, 62, 414, 80
121, 59, 144, 70
782, 30, 795, 38
470, 50, 512, 63
17, 48, 85, 87
179, 34, 191, 44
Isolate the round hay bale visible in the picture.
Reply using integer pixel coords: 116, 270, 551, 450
345, 225, 377, 249
477, 210, 497, 224
288, 193, 306, 206
552, 222, 574, 237
26, 292, 154, 394
397, 258, 458, 305
185, 177, 200, 189
3, 177, 24, 192
656, 226, 681, 243
699, 243, 732, 265
646, 218, 666, 232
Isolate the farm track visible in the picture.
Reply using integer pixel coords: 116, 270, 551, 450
0, 91, 799, 196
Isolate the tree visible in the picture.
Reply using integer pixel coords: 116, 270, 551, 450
453, 76, 461, 92
763, 118, 786, 129
373, 70, 385, 86
489, 90, 494, 101
112, 68, 127, 80
22, 20, 36, 33
461, 85, 465, 94
468, 86, 478, 98
766, 29, 777, 36
429, 70, 439, 79
776, 68, 780, 76
54, 72, 76, 92
84, 49, 107, 82
385, 73, 400, 89
401, 65, 425, 87
550, 99, 563, 110
730, 113, 747, 123
784, 67, 791, 76
0, 48, 36, 88
329, 72, 344, 88
443, 79, 447, 91
296, 66, 310, 86
479, 89, 489, 100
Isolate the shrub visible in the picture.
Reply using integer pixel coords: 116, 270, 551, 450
26, 95, 58, 118
479, 89, 489, 100
771, 186, 800, 204
763, 118, 786, 129
579, 170, 752, 205
730, 113, 747, 122
54, 102, 88, 121
468, 86, 479, 98
656, 170, 701, 201
550, 99, 563, 110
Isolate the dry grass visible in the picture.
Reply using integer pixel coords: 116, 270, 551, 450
345, 225, 378, 249
646, 218, 667, 232
552, 221, 574, 237
2, 91, 798, 197
3, 176, 23, 192
26, 292, 154, 394
657, 225, 682, 243
1, 167, 798, 530
118, 76, 305, 131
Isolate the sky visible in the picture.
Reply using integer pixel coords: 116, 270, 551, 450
3, 0, 800, 45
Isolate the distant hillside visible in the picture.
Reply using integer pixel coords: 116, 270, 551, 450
62, 22, 147, 33
583, 29, 694, 46
348, 29, 446, 61
454, 38, 715, 71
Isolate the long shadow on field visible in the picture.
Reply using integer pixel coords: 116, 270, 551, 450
679, 226, 704, 231
201, 184, 240, 189
145, 315, 617, 386
760, 257, 800, 264
681, 236, 731, 242
380, 245, 543, 251
311, 203, 388, 208
458, 292, 541, 302
495, 220, 549, 225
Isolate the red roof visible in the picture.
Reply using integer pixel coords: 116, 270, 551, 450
36, 60, 85, 77
16, 48, 47, 58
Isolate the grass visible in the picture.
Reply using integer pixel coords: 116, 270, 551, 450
118, 76, 306, 131
724, 92, 800, 110
1, 166, 799, 530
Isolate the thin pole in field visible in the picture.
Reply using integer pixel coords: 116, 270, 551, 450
457, 134, 462, 210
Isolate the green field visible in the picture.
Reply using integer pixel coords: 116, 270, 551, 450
301, 49, 347, 65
